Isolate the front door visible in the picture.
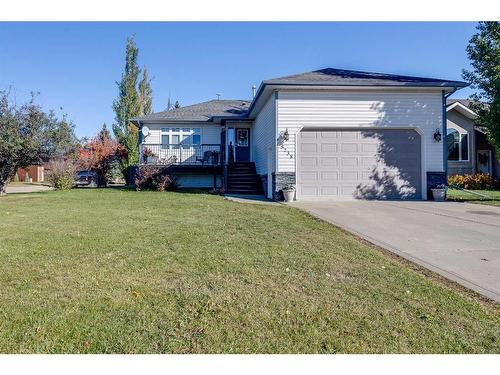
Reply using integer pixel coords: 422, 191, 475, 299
477, 150, 492, 175
235, 128, 250, 162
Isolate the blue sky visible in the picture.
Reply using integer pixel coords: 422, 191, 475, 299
0, 22, 478, 138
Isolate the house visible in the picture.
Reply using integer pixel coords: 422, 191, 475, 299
131, 68, 468, 201
446, 99, 500, 178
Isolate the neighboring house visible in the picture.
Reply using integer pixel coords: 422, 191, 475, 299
446, 99, 500, 179
14, 165, 44, 183
131, 68, 467, 201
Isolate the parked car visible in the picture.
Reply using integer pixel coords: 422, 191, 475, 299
75, 171, 98, 187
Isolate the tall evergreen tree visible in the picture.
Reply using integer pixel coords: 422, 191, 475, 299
462, 22, 500, 157
112, 36, 153, 182
49, 114, 79, 160
99, 123, 112, 141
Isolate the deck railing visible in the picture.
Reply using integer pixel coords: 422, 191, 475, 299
139, 144, 222, 166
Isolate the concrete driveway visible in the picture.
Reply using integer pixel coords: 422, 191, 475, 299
290, 200, 500, 303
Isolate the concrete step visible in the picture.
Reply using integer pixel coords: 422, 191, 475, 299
227, 184, 261, 188
229, 176, 259, 182
228, 169, 257, 174
227, 161, 262, 194
226, 189, 263, 195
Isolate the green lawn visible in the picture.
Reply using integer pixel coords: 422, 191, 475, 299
0, 189, 499, 353
447, 188, 500, 206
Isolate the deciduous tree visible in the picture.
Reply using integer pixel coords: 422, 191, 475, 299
78, 124, 124, 187
0, 91, 70, 195
463, 21, 500, 156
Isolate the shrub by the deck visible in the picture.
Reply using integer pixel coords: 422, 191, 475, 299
135, 165, 176, 191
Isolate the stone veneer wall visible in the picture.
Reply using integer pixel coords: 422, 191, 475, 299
272, 172, 296, 201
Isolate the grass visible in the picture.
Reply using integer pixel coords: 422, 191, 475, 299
0, 189, 499, 353
447, 188, 500, 206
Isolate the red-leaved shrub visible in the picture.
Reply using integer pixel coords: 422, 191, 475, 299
135, 165, 177, 192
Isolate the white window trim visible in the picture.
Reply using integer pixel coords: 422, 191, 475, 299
160, 127, 201, 149
447, 128, 469, 162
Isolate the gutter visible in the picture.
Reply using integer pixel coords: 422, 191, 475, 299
130, 117, 251, 125
130, 119, 215, 125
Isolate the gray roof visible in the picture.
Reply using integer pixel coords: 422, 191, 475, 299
447, 99, 477, 108
133, 68, 468, 124
132, 99, 251, 123
263, 68, 468, 88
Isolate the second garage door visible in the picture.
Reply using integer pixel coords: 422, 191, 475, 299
297, 129, 422, 200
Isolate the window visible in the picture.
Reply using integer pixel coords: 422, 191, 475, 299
447, 128, 469, 161
447, 129, 459, 161
171, 134, 180, 148
192, 128, 201, 146
161, 134, 169, 149
236, 129, 249, 147
460, 133, 468, 161
159, 127, 202, 148
192, 134, 201, 146
181, 135, 191, 149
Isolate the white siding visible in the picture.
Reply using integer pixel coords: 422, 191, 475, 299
176, 174, 222, 188
142, 123, 161, 144
276, 90, 444, 175
141, 123, 221, 145
252, 95, 276, 175
201, 126, 222, 144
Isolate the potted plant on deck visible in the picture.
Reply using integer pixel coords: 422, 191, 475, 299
282, 184, 296, 202
142, 148, 155, 164
431, 184, 447, 202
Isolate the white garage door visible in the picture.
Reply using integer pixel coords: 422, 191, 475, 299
297, 129, 422, 200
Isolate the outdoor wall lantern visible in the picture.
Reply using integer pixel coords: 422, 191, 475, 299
277, 128, 290, 146
283, 128, 290, 142
433, 129, 442, 142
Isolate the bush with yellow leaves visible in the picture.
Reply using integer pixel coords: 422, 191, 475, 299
448, 173, 493, 190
